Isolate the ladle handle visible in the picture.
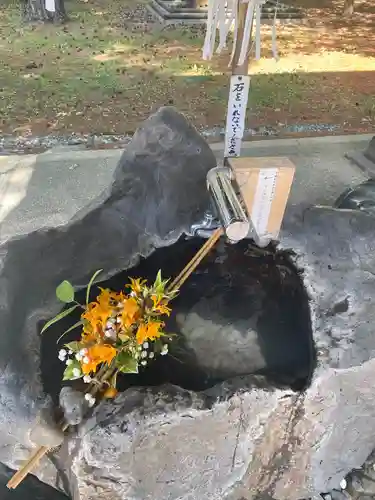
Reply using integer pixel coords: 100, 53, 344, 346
7, 446, 48, 489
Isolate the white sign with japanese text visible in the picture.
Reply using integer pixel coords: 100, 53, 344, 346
224, 75, 251, 157
45, 0, 56, 12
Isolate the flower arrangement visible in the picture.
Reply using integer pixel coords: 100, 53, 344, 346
42, 270, 177, 405
8, 228, 223, 491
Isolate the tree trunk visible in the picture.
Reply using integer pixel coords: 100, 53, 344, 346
343, 0, 354, 16
23, 0, 67, 22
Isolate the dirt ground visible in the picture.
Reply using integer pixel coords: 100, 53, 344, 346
0, 0, 374, 137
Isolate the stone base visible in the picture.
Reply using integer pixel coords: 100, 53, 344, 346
346, 136, 375, 178
147, 0, 303, 24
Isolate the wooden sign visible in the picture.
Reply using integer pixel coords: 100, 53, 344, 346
224, 75, 251, 158
228, 156, 295, 245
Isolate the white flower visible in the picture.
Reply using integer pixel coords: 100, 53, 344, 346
83, 375, 92, 383
143, 342, 149, 349
84, 393, 96, 407
58, 349, 67, 360
161, 344, 169, 355
82, 356, 90, 364
138, 345, 143, 351
68, 349, 73, 355
75, 353, 82, 361
116, 317, 121, 323
66, 359, 73, 366
105, 329, 115, 338
79, 348, 88, 356
149, 352, 155, 359
72, 368, 81, 378
130, 291, 136, 297
340, 479, 347, 490
141, 360, 147, 366
141, 351, 147, 358
106, 321, 114, 329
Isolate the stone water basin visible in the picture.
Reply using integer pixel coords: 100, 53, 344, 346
41, 237, 315, 402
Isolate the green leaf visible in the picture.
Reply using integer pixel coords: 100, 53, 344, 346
64, 339, 84, 352
56, 280, 75, 303
57, 321, 83, 344
40, 305, 78, 334
115, 351, 138, 374
154, 270, 162, 288
86, 269, 103, 305
62, 360, 82, 381
153, 269, 169, 295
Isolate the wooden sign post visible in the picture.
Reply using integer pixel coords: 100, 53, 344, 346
224, 1, 252, 158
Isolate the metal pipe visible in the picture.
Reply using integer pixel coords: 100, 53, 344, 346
190, 211, 220, 238
206, 166, 250, 243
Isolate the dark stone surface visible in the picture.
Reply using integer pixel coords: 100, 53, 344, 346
0, 107, 216, 487
365, 137, 375, 163
346, 137, 375, 177
335, 178, 375, 215
164, 239, 313, 388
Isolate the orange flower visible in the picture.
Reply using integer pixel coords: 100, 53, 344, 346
136, 320, 163, 344
81, 344, 116, 375
121, 297, 140, 328
82, 302, 110, 336
82, 288, 121, 337
136, 323, 148, 345
151, 295, 171, 316
81, 328, 97, 344
146, 320, 164, 340
97, 288, 113, 308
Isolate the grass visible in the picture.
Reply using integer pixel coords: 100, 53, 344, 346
0, 0, 375, 136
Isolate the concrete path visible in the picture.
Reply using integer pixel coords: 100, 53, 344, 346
0, 134, 371, 242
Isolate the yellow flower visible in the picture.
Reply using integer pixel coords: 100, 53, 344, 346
129, 278, 146, 295
121, 297, 140, 328
81, 344, 116, 375
136, 320, 164, 345
151, 295, 171, 316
